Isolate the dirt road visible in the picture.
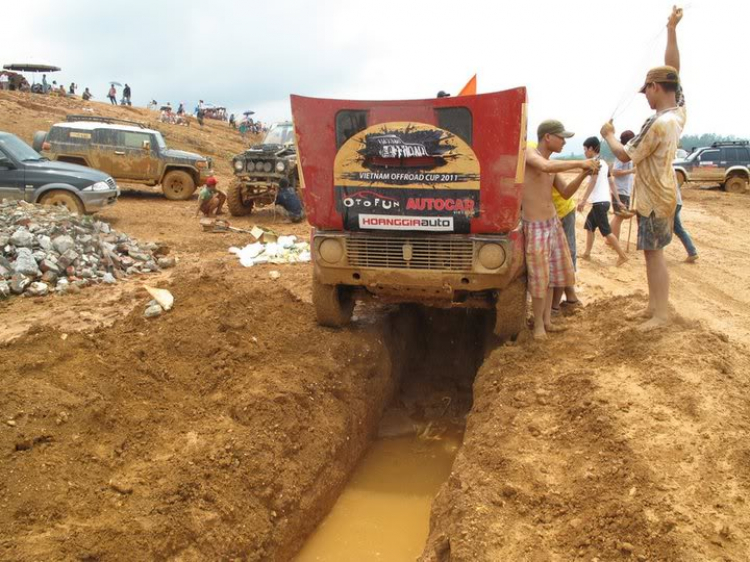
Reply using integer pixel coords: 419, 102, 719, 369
2, 91, 750, 561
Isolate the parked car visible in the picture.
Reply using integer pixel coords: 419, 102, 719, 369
0, 131, 119, 214
33, 115, 213, 200
673, 140, 750, 194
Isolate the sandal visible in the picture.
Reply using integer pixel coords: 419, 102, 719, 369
560, 300, 582, 308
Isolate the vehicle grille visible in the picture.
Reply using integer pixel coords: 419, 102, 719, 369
105, 178, 117, 189
345, 234, 474, 271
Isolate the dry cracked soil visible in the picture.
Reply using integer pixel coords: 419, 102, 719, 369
2, 91, 750, 562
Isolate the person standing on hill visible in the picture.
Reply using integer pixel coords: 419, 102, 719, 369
610, 130, 636, 240
524, 120, 600, 340
108, 84, 117, 105
123, 84, 132, 106
577, 136, 629, 265
601, 6, 686, 331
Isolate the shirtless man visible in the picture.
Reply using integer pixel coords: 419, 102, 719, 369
601, 6, 685, 331
524, 120, 599, 339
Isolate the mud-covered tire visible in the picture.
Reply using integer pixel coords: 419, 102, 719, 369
676, 170, 686, 187
312, 277, 354, 328
724, 175, 749, 194
32, 131, 48, 152
227, 182, 255, 216
39, 190, 84, 215
161, 170, 196, 200
494, 277, 528, 339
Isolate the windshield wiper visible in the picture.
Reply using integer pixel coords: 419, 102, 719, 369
23, 157, 48, 162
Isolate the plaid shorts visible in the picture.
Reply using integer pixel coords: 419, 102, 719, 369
523, 217, 576, 299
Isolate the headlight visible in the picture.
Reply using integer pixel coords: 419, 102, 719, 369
275, 161, 285, 173
83, 181, 111, 192
196, 160, 207, 169
477, 243, 506, 270
247, 161, 256, 172
263, 162, 273, 173
233, 160, 244, 171
319, 238, 344, 264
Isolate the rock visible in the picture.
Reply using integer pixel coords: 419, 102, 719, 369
41, 271, 59, 284
32, 250, 47, 262
52, 235, 75, 255
157, 256, 176, 269
10, 274, 31, 294
10, 229, 34, 248
619, 542, 635, 554
269, 270, 281, 280
108, 480, 133, 495
102, 272, 116, 284
0, 281, 10, 299
40, 259, 60, 274
38, 235, 53, 251
0, 264, 11, 279
144, 304, 163, 318
145, 286, 174, 311
26, 282, 49, 297
0, 235, 9, 247
13, 248, 41, 276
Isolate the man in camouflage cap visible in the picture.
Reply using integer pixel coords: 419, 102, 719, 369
600, 6, 685, 332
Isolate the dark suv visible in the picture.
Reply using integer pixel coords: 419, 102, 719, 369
0, 131, 119, 214
673, 140, 750, 194
34, 116, 213, 200
227, 122, 299, 215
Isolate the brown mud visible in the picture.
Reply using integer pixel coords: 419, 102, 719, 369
2, 92, 750, 560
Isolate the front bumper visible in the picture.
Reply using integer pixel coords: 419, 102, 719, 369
313, 230, 525, 301
81, 187, 120, 212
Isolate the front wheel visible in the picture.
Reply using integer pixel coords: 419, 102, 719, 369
312, 277, 354, 328
161, 170, 196, 200
39, 190, 84, 215
725, 175, 749, 194
675, 170, 686, 187
227, 182, 255, 216
494, 277, 528, 340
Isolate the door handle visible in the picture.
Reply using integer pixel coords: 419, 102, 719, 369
114, 151, 125, 155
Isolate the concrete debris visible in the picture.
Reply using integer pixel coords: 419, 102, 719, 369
0, 200, 173, 299
229, 236, 311, 268
144, 286, 174, 311
144, 303, 163, 318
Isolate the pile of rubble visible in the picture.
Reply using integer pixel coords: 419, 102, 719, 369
0, 201, 175, 299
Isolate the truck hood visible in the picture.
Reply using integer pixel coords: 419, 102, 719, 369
25, 159, 110, 183
242, 144, 295, 156
161, 148, 205, 162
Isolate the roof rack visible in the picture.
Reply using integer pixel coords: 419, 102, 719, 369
711, 140, 749, 148
65, 114, 149, 129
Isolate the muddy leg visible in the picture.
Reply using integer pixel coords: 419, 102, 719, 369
531, 296, 547, 340
640, 249, 670, 330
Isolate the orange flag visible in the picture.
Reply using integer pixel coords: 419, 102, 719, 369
458, 74, 477, 96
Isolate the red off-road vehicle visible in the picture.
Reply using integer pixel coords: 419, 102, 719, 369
291, 88, 528, 338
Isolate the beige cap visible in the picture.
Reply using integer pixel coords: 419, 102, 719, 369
639, 65, 680, 93
538, 120, 574, 139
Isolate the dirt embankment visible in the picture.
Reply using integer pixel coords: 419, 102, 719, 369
0, 90, 260, 182
0, 263, 405, 561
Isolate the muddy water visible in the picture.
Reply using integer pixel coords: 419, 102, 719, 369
296, 426, 462, 562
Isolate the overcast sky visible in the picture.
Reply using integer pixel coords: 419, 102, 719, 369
5, 0, 749, 154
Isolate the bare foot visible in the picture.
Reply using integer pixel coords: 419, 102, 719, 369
685, 254, 699, 263
544, 324, 568, 333
626, 308, 653, 321
616, 255, 629, 267
637, 315, 670, 332
532, 327, 548, 340
580, 253, 591, 260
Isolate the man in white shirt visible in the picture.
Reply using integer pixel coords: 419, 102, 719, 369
0, 73, 9, 91
610, 130, 636, 240
577, 137, 628, 265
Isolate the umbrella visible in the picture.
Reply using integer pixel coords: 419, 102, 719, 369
243, 110, 255, 116
3, 63, 61, 73
110, 81, 122, 87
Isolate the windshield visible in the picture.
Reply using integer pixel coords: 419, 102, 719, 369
153, 132, 167, 151
263, 123, 295, 145
0, 134, 45, 162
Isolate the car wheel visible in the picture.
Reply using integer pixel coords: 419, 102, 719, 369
39, 190, 84, 215
312, 276, 354, 328
675, 170, 686, 187
227, 181, 255, 216
162, 170, 196, 200
725, 175, 749, 194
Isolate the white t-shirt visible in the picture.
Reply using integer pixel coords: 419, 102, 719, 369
588, 160, 611, 204
612, 160, 634, 196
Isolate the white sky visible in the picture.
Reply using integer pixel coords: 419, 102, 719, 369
4, 0, 749, 154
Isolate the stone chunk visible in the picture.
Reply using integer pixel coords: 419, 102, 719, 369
52, 235, 75, 255
10, 274, 30, 294
26, 282, 49, 297
13, 248, 41, 276
10, 229, 34, 248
